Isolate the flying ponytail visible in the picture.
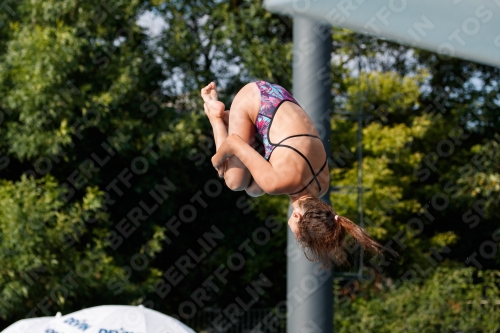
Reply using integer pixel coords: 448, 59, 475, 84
296, 196, 389, 268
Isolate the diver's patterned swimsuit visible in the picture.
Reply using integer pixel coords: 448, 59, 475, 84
254, 81, 328, 195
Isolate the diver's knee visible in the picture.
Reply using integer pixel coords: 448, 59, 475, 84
224, 175, 246, 191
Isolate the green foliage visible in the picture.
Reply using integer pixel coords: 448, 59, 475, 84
335, 267, 500, 333
331, 70, 449, 274
329, 31, 500, 277
0, 175, 157, 319
0, 0, 172, 324
456, 139, 500, 215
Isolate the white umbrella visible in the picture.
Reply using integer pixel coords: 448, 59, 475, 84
2, 312, 61, 333
2, 306, 195, 333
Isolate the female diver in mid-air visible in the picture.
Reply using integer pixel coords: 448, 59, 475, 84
201, 81, 384, 267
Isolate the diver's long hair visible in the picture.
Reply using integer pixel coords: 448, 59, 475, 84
296, 197, 387, 268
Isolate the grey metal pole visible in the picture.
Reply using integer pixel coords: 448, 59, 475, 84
287, 16, 333, 333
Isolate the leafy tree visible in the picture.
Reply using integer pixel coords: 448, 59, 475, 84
0, 0, 169, 325
335, 267, 500, 333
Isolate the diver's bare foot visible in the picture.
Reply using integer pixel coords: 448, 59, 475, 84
201, 82, 219, 103
202, 82, 225, 120
204, 101, 225, 120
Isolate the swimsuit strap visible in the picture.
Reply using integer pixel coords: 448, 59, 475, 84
289, 157, 328, 195
268, 134, 328, 195
274, 144, 321, 191
269, 133, 327, 195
